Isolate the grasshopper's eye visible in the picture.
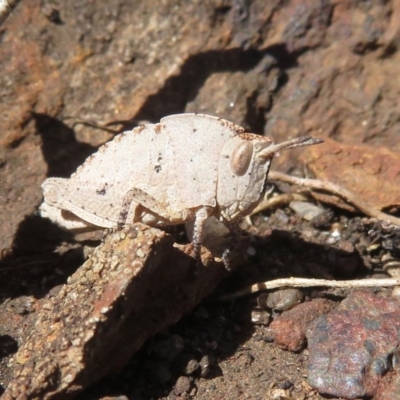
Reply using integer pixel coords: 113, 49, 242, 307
230, 141, 253, 176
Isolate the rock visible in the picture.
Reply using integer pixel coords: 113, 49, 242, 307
375, 372, 400, 400
289, 201, 325, 221
270, 298, 335, 351
3, 224, 225, 399
265, 288, 304, 311
307, 290, 400, 398
300, 137, 400, 214
251, 309, 271, 325
182, 357, 200, 376
310, 209, 335, 230
261, 327, 274, 343
174, 376, 192, 395
199, 355, 215, 378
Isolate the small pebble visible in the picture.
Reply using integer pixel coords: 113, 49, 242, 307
330, 229, 341, 238
262, 327, 274, 342
199, 354, 214, 377
7, 295, 36, 315
266, 288, 304, 311
329, 222, 342, 241
270, 298, 334, 351
174, 376, 191, 395
251, 309, 271, 325
184, 358, 200, 375
311, 209, 334, 230
268, 388, 291, 399
276, 379, 293, 390
289, 201, 324, 221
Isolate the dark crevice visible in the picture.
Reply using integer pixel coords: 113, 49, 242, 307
131, 45, 299, 126
7, 136, 25, 149
244, 90, 268, 134
32, 112, 98, 178
380, 43, 398, 58
352, 41, 382, 55
265, 43, 299, 70
132, 48, 265, 124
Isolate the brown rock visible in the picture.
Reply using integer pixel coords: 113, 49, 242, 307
3, 224, 225, 399
270, 298, 335, 351
301, 137, 400, 212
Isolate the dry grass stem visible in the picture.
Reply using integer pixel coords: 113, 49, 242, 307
220, 277, 400, 301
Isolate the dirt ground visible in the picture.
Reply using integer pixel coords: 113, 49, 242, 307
1, 1, 400, 399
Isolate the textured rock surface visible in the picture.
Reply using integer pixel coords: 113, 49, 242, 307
3, 224, 225, 399
307, 291, 400, 398
270, 298, 335, 352
375, 372, 400, 400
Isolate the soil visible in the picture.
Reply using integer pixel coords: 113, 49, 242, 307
1, 1, 400, 399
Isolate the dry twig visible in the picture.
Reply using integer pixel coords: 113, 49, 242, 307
255, 171, 400, 227
250, 193, 308, 216
220, 277, 400, 301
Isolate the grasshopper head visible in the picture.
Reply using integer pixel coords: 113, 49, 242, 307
216, 133, 323, 222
